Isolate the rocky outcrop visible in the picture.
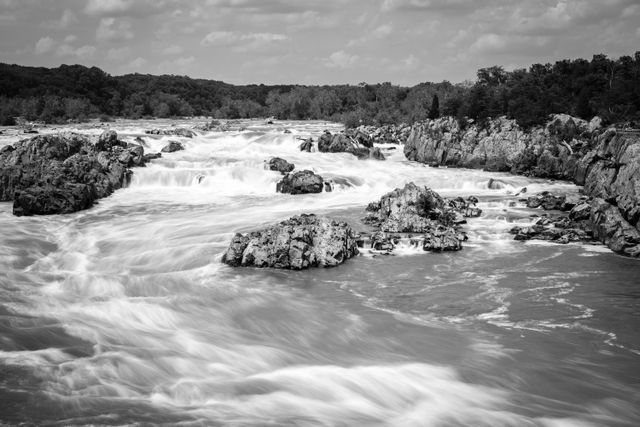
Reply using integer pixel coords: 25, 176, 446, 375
276, 170, 328, 194
221, 214, 359, 269
145, 128, 195, 138
298, 137, 314, 152
361, 183, 478, 252
318, 130, 385, 160
355, 124, 411, 145
161, 141, 185, 153
266, 157, 295, 174
0, 131, 148, 216
405, 114, 640, 257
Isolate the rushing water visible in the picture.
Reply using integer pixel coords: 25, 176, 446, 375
0, 120, 639, 426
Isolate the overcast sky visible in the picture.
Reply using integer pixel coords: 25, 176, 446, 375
1, 0, 639, 85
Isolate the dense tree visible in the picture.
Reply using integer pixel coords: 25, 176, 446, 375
1, 52, 639, 127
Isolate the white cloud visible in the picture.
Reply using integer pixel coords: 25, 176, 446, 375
325, 50, 359, 68
201, 31, 288, 52
348, 23, 393, 47
96, 17, 133, 42
64, 34, 77, 43
85, 0, 135, 16
127, 57, 148, 70
34, 36, 55, 54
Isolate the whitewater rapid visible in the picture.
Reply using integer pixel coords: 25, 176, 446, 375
0, 120, 638, 426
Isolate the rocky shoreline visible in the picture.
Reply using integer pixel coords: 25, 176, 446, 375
403, 115, 640, 257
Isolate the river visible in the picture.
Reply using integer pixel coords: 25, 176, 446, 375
0, 120, 639, 426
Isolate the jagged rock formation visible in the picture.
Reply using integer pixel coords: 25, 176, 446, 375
355, 124, 411, 145
221, 214, 359, 269
361, 182, 479, 252
0, 130, 150, 216
404, 114, 640, 257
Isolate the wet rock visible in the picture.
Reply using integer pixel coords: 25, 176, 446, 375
364, 182, 447, 232
422, 224, 467, 251
142, 153, 162, 162
266, 157, 295, 174
589, 198, 640, 257
318, 130, 385, 160
276, 170, 325, 195
221, 214, 359, 269
0, 131, 147, 216
569, 202, 591, 221
526, 192, 566, 210
161, 141, 184, 153
146, 128, 195, 138
298, 137, 314, 152
284, 129, 292, 134
487, 178, 508, 190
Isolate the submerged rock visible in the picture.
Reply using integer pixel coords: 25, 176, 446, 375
0, 130, 147, 216
276, 170, 325, 195
266, 157, 295, 174
221, 214, 359, 269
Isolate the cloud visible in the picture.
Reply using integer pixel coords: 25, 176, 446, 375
161, 44, 183, 55
56, 44, 96, 59
348, 23, 393, 47
470, 33, 552, 55
64, 34, 77, 43
325, 50, 359, 68
126, 56, 148, 70
85, 0, 179, 17
34, 36, 55, 54
201, 31, 288, 52
107, 46, 132, 61
96, 17, 133, 42
381, 0, 479, 12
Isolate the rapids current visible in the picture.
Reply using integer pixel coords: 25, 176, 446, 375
0, 120, 639, 426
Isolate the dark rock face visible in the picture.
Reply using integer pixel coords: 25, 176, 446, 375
362, 182, 475, 252
317, 130, 385, 160
276, 170, 325, 195
266, 157, 295, 174
404, 114, 640, 257
161, 141, 184, 153
221, 214, 359, 269
145, 128, 195, 138
0, 130, 148, 216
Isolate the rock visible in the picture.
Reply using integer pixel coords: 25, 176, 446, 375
488, 178, 508, 189
146, 128, 195, 138
364, 182, 447, 232
143, 153, 162, 162
589, 198, 640, 257
569, 202, 591, 222
0, 132, 146, 216
422, 224, 466, 251
370, 231, 397, 252
526, 192, 566, 210
266, 157, 295, 174
161, 141, 184, 153
221, 214, 359, 269
299, 138, 314, 152
284, 129, 292, 134
276, 170, 325, 195
0, 145, 14, 155
318, 131, 385, 160
95, 130, 124, 151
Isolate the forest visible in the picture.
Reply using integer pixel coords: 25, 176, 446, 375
0, 52, 639, 128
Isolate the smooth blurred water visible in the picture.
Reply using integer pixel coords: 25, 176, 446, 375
0, 120, 638, 426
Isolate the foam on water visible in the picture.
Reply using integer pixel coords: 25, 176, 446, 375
0, 120, 638, 426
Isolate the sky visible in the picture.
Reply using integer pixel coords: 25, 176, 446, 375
1, 0, 639, 86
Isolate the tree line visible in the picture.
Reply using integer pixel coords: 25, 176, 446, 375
1, 52, 638, 128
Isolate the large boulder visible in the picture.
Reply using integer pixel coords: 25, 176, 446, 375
266, 157, 295, 174
362, 183, 472, 253
0, 131, 147, 216
364, 182, 448, 232
221, 214, 359, 269
589, 198, 640, 257
276, 170, 325, 195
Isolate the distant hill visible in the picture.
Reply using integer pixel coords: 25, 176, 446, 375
1, 52, 639, 127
